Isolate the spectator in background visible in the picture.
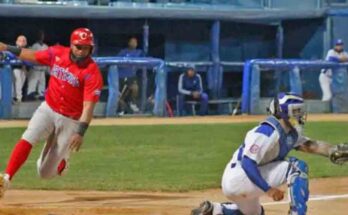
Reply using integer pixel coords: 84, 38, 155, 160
319, 39, 348, 101
12, 35, 28, 103
117, 37, 144, 115
27, 30, 49, 101
177, 67, 208, 116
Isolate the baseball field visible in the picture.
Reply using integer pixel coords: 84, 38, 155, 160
0, 114, 348, 215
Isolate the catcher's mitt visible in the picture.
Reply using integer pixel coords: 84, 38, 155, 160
329, 143, 348, 165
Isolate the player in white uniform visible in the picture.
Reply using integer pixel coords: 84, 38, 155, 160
27, 30, 49, 100
12, 35, 28, 103
191, 92, 348, 215
319, 39, 348, 101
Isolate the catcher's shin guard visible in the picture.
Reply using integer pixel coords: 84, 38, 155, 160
287, 157, 309, 215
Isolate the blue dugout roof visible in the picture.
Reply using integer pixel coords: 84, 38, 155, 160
0, 3, 327, 23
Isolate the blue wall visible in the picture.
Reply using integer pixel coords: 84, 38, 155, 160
220, 22, 276, 61
163, 20, 211, 61
332, 16, 348, 46
283, 18, 325, 59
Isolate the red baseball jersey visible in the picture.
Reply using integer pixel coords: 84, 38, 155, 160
35, 45, 103, 120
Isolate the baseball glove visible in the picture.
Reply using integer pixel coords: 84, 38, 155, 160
329, 143, 348, 165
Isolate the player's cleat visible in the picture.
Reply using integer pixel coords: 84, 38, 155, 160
0, 173, 10, 198
130, 102, 140, 113
191, 201, 214, 215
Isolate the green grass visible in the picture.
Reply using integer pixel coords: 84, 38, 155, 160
0, 122, 347, 192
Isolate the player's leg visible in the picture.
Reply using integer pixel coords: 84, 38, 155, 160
13, 68, 23, 102
177, 94, 186, 116
37, 115, 79, 179
36, 130, 59, 179
27, 68, 38, 99
221, 161, 290, 215
231, 197, 264, 215
198, 92, 208, 116
222, 161, 289, 198
319, 71, 332, 101
287, 157, 309, 215
5, 102, 55, 179
37, 71, 46, 98
1, 102, 55, 197
17, 69, 26, 102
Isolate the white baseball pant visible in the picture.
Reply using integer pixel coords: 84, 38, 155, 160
319, 70, 332, 101
27, 67, 47, 96
221, 160, 289, 215
12, 68, 26, 102
22, 102, 79, 179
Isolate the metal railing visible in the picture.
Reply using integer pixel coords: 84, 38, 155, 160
0, 0, 333, 9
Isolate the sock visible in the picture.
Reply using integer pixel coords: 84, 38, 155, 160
5, 139, 33, 180
57, 159, 66, 175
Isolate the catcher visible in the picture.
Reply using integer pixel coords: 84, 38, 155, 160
191, 92, 348, 215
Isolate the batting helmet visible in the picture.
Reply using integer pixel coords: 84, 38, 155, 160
70, 28, 94, 46
268, 92, 307, 132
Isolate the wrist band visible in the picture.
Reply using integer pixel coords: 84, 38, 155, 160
77, 122, 89, 136
7, 45, 22, 57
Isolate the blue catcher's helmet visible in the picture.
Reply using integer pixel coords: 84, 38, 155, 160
268, 92, 307, 129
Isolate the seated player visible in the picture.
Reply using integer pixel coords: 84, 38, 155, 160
177, 67, 208, 116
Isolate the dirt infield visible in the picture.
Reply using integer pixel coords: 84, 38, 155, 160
0, 114, 347, 128
0, 114, 348, 215
1, 177, 348, 215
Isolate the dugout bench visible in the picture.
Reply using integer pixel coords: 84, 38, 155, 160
182, 98, 240, 116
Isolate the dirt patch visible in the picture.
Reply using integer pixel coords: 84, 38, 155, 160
0, 177, 347, 215
0, 114, 347, 128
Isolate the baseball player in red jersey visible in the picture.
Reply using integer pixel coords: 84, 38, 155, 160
0, 28, 103, 198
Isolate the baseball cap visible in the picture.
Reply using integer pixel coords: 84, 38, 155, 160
335, 39, 344, 46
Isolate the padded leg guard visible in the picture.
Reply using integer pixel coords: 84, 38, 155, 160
287, 157, 309, 215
